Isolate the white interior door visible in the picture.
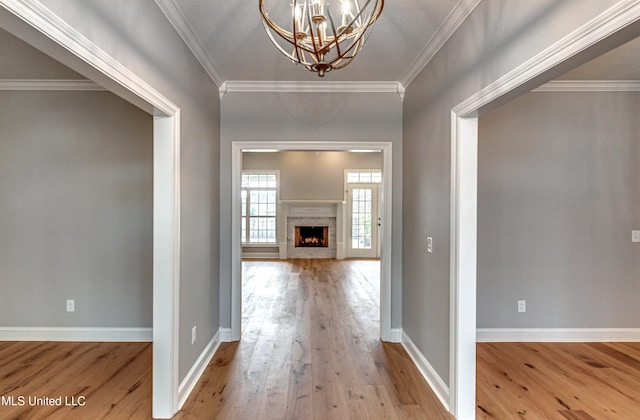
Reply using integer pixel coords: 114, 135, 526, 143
347, 184, 379, 258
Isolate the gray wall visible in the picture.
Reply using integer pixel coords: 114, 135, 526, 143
403, 0, 623, 386
0, 90, 152, 327
478, 91, 640, 328
243, 150, 382, 200
221, 91, 402, 329
25, 0, 221, 382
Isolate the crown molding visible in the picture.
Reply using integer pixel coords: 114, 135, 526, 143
0, 0, 180, 116
401, 0, 482, 88
154, 0, 224, 87
534, 80, 640, 92
220, 80, 405, 99
453, 0, 640, 116
0, 79, 105, 91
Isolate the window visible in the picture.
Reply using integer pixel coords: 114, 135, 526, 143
241, 171, 278, 244
346, 170, 382, 184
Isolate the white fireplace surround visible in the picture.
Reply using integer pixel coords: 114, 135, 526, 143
278, 200, 346, 259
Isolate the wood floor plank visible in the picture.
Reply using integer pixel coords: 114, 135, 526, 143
0, 342, 152, 419
3, 260, 639, 420
178, 259, 452, 419
477, 342, 640, 419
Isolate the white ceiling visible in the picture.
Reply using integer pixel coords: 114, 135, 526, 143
1, 2, 639, 87
156, 0, 473, 85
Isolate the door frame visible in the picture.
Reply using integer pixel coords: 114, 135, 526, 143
231, 141, 393, 341
346, 182, 380, 258
449, 3, 640, 418
0, 2, 182, 417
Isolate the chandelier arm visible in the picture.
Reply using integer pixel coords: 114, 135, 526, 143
305, 6, 324, 63
260, 13, 323, 59
349, 0, 380, 30
322, 30, 366, 66
327, 0, 382, 46
330, 0, 382, 65
326, 12, 343, 59
354, 0, 362, 27
261, 18, 315, 66
259, 0, 300, 40
292, 0, 304, 64
332, 37, 362, 69
334, 20, 374, 61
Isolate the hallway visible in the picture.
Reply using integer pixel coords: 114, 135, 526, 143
176, 259, 451, 419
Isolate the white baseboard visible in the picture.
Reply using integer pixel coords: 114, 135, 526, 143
178, 329, 221, 409
242, 252, 280, 259
401, 330, 450, 412
477, 328, 640, 342
219, 327, 234, 342
0, 327, 152, 342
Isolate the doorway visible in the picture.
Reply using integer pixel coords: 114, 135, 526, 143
230, 142, 394, 342
450, 8, 640, 419
347, 183, 380, 258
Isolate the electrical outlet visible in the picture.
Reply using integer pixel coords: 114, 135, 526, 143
66, 299, 75, 313
517, 300, 526, 313
427, 237, 433, 253
632, 230, 640, 243
191, 326, 197, 346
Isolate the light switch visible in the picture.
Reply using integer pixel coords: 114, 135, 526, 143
633, 230, 640, 243
427, 237, 433, 253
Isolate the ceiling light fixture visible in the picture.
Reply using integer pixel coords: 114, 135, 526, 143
259, 0, 384, 77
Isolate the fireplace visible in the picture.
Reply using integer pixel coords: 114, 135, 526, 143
295, 226, 329, 248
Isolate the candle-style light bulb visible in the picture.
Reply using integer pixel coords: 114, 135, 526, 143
294, 4, 303, 27
292, 2, 308, 39
339, 0, 353, 34
341, 0, 351, 16
311, 0, 324, 18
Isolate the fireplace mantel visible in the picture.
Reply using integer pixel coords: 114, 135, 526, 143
278, 200, 346, 259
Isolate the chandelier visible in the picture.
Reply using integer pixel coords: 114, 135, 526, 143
259, 0, 384, 77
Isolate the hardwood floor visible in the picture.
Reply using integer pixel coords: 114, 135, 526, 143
175, 259, 452, 419
3, 259, 639, 419
0, 341, 152, 419
477, 342, 640, 419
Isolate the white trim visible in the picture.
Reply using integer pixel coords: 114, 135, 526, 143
0, 0, 179, 116
0, 327, 153, 342
534, 80, 640, 92
219, 81, 228, 100
453, 1, 640, 117
153, 114, 181, 418
154, 0, 224, 87
230, 141, 394, 342
401, 331, 450, 412
0, 79, 105, 90
222, 80, 404, 97
477, 328, 640, 343
449, 114, 477, 420
178, 330, 221, 409
279, 199, 345, 204
449, 2, 640, 419
389, 328, 403, 343
0, 1, 183, 418
219, 328, 234, 343
401, 0, 482, 87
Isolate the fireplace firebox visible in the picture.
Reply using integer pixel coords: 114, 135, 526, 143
295, 226, 329, 248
